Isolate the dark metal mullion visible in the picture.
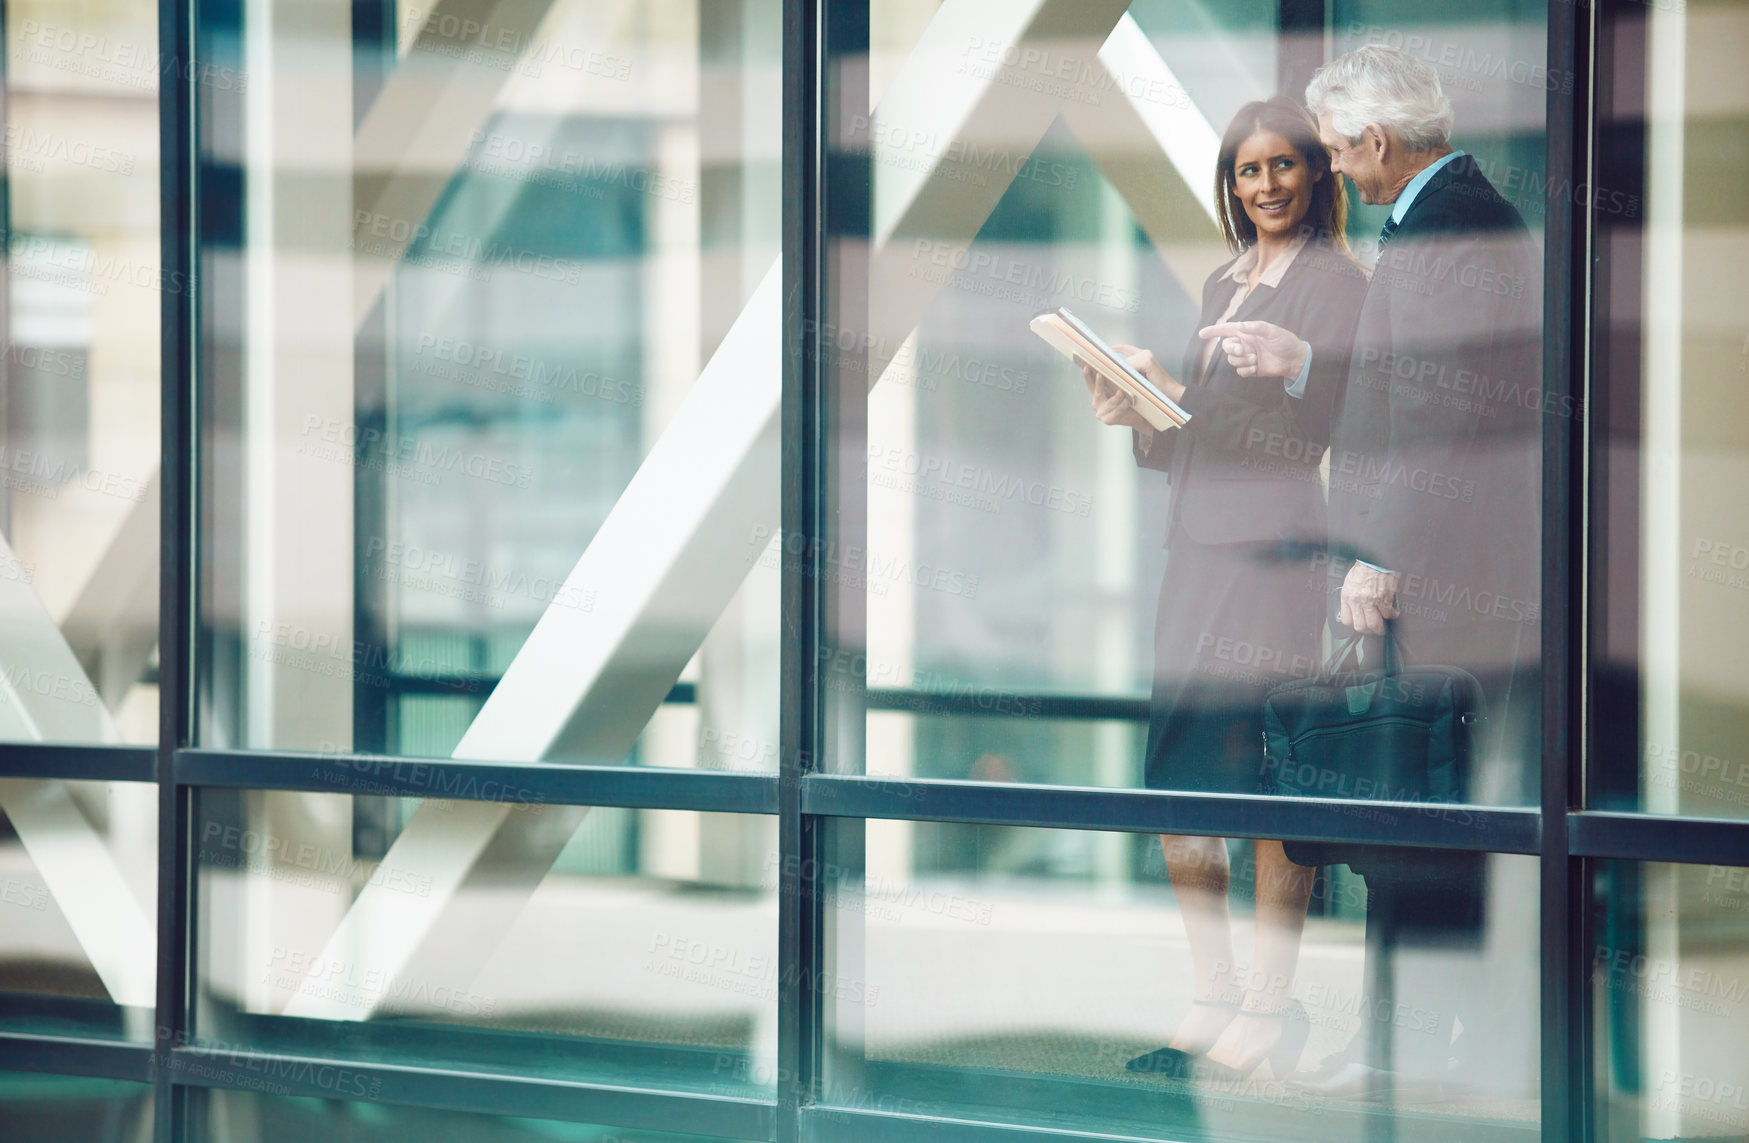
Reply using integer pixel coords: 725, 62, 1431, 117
863, 688, 1148, 722
1274, 0, 1327, 109
806, 2, 872, 1135
349, 0, 398, 764
1582, 4, 1656, 1131
156, 0, 199, 1139
1543, 0, 1596, 1139
778, 0, 821, 1138
174, 747, 779, 813
0, 744, 157, 781
802, 774, 1541, 853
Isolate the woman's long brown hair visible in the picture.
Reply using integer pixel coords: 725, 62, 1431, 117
1214, 96, 1350, 257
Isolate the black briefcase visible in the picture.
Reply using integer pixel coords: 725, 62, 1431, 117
1263, 632, 1485, 873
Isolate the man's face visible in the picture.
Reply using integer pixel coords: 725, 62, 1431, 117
1318, 110, 1388, 206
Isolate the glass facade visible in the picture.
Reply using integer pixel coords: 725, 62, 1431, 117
817, 821, 1539, 1138
196, 0, 781, 768
192, 1092, 765, 1143
0, 1, 1744, 1142
1593, 861, 1749, 1143
0, 1071, 153, 1143
2, 0, 163, 749
194, 794, 777, 1097
0, 790, 156, 1040
0, 0, 163, 1059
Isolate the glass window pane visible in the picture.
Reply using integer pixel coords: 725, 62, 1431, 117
0, 0, 161, 747
0, 782, 157, 1039
195, 790, 775, 1098
828, 2, 1548, 804
196, 0, 782, 769
1594, 861, 1749, 1142
1590, 0, 1749, 817
0, 1071, 152, 1143
819, 819, 1538, 1139
195, 1090, 758, 1143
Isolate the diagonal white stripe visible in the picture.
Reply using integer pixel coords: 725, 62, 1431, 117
289, 0, 1226, 1021
0, 532, 154, 1007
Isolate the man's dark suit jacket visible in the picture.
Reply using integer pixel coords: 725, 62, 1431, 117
1327, 155, 1543, 628
1136, 236, 1369, 547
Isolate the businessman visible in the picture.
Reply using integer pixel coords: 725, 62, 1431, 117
1204, 44, 1543, 1099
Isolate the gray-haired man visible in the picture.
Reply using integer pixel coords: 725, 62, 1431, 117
1207, 44, 1542, 1098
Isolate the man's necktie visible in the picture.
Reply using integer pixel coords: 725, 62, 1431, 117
1378, 214, 1400, 250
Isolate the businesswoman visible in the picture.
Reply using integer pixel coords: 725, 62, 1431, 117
1082, 96, 1368, 1082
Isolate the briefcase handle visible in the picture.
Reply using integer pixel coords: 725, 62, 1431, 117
1320, 624, 1406, 684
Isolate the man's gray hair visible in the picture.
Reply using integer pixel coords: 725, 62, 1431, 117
1306, 44, 1453, 151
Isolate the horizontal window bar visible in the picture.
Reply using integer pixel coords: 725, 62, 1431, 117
1568, 810, 1749, 866
0, 743, 157, 783
801, 775, 1541, 854
384, 676, 701, 706
0, 1033, 153, 1083
175, 749, 777, 814
167, 1047, 773, 1139
865, 688, 1147, 722
380, 670, 1144, 723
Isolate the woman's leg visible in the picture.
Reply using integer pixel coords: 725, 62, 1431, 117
1161, 833, 1244, 1052
1206, 839, 1316, 1070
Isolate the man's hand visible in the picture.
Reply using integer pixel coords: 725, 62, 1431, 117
1339, 562, 1400, 636
1198, 321, 1310, 380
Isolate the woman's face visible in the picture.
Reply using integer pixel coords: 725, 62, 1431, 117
1231, 129, 1321, 241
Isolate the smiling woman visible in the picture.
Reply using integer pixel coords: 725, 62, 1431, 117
1075, 96, 1371, 1084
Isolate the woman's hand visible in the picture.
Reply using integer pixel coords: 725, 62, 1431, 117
1080, 344, 1186, 439
1198, 320, 1310, 380
1081, 361, 1151, 434
1109, 343, 1187, 405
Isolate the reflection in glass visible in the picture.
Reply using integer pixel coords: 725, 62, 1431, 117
195, 790, 775, 1097
1591, 0, 1749, 819
0, 0, 163, 1045
1595, 862, 1749, 1142
0, 786, 157, 1039
0, 0, 161, 746
841, 1, 1546, 798
820, 819, 1537, 1140
0, 1071, 152, 1143
198, 0, 781, 768
196, 1090, 759, 1143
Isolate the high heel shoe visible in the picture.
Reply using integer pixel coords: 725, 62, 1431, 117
1197, 1000, 1310, 1083
1124, 998, 1239, 1076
